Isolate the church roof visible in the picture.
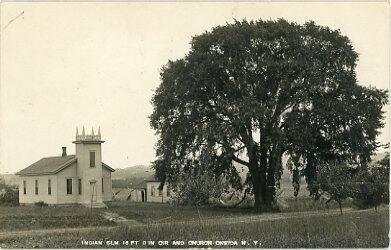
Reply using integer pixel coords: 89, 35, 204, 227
16, 155, 114, 176
102, 162, 115, 172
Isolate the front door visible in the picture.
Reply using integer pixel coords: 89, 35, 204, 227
90, 182, 97, 202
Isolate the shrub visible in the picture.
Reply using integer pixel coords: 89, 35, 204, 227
0, 187, 19, 206
170, 168, 227, 206
353, 154, 389, 210
34, 201, 48, 207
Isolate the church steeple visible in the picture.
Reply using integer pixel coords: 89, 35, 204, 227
73, 126, 103, 143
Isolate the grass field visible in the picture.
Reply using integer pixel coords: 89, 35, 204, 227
107, 201, 255, 223
0, 207, 388, 248
0, 205, 114, 231
107, 196, 354, 224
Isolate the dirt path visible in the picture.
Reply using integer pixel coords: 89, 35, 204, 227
0, 207, 386, 239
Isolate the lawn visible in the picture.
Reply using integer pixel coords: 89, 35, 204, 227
0, 207, 388, 248
108, 196, 355, 224
0, 205, 115, 231
107, 201, 256, 223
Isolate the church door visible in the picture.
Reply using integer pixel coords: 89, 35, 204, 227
90, 182, 97, 202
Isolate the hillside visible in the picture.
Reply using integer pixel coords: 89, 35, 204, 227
111, 165, 154, 189
112, 165, 153, 180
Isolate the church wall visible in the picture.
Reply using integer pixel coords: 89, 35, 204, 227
19, 174, 58, 204
56, 162, 79, 204
102, 167, 113, 201
75, 143, 103, 205
146, 181, 172, 203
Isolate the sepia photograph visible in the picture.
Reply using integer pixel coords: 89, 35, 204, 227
0, 1, 389, 248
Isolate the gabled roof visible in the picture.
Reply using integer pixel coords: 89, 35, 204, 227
16, 155, 115, 176
102, 162, 115, 172
144, 174, 159, 182
16, 155, 77, 176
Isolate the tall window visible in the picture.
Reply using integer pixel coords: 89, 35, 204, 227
158, 188, 162, 196
23, 180, 26, 195
66, 179, 72, 194
101, 178, 104, 193
35, 180, 38, 195
48, 179, 51, 195
151, 186, 155, 196
90, 152, 95, 167
78, 179, 82, 195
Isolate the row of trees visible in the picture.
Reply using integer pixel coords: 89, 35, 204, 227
150, 19, 388, 211
165, 153, 389, 213
316, 154, 389, 214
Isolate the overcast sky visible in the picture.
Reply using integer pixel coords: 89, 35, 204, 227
0, 2, 389, 174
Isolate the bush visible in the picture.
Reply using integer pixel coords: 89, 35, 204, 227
0, 187, 19, 206
353, 154, 389, 210
170, 168, 227, 206
34, 201, 48, 207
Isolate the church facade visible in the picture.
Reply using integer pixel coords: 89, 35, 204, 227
16, 127, 115, 207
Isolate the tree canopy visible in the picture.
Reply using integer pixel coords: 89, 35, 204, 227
150, 19, 388, 211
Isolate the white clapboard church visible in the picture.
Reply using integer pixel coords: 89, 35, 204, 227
16, 127, 115, 207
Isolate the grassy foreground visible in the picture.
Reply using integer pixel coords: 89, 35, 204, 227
0, 208, 388, 248
0, 205, 114, 231
108, 201, 254, 223
107, 197, 353, 224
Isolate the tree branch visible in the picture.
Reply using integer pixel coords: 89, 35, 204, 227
232, 155, 250, 167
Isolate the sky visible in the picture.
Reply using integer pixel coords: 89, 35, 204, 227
0, 2, 389, 174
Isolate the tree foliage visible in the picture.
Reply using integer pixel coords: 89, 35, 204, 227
354, 153, 389, 210
170, 166, 227, 206
317, 162, 356, 214
150, 19, 388, 211
0, 187, 19, 206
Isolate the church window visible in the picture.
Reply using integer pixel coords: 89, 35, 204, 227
23, 180, 26, 195
90, 152, 95, 167
35, 180, 38, 195
48, 179, 51, 195
102, 178, 104, 193
78, 179, 82, 195
66, 179, 73, 194
151, 185, 155, 196
158, 188, 162, 196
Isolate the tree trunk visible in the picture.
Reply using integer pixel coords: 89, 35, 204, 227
248, 145, 263, 212
265, 146, 281, 206
252, 175, 262, 212
338, 201, 343, 215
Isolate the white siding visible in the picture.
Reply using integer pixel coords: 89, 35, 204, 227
102, 167, 112, 201
19, 175, 58, 204
146, 182, 172, 203
56, 162, 78, 204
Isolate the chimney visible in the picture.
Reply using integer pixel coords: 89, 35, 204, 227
62, 147, 67, 157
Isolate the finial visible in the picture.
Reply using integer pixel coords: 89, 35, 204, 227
76, 127, 79, 137
91, 127, 95, 136
98, 126, 101, 138
82, 126, 85, 136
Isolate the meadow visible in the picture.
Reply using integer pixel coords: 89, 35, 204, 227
0, 205, 114, 231
0, 206, 388, 248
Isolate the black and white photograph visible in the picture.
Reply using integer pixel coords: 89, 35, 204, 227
0, 1, 389, 248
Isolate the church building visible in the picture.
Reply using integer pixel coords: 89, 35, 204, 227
16, 127, 115, 207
